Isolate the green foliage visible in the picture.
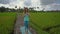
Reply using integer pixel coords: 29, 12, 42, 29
49, 27, 60, 34
0, 12, 16, 34
0, 6, 6, 12
30, 11, 60, 34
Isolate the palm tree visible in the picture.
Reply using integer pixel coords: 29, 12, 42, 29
15, 6, 17, 8
37, 7, 39, 9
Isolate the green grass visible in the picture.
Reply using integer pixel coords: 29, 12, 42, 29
50, 27, 60, 34
0, 12, 16, 34
30, 12, 60, 34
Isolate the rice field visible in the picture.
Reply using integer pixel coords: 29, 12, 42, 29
30, 11, 60, 34
0, 12, 16, 34
0, 11, 60, 34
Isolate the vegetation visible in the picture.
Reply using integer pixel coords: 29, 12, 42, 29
0, 6, 60, 34
0, 6, 23, 12
0, 12, 16, 34
30, 11, 60, 34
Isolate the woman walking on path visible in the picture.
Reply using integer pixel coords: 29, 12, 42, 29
23, 7, 29, 34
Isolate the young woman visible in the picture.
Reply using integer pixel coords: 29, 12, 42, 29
23, 7, 29, 34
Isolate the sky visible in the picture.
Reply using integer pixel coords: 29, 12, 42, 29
0, 0, 60, 10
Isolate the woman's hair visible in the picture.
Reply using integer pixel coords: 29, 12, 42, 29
24, 7, 29, 13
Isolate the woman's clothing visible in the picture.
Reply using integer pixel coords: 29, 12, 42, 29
24, 14, 29, 30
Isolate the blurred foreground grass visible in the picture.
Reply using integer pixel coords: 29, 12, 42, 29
0, 12, 16, 34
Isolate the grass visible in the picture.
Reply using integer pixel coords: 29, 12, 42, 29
50, 27, 60, 34
0, 12, 16, 34
30, 11, 60, 34
0, 11, 60, 34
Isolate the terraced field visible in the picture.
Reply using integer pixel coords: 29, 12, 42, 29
30, 12, 60, 34
0, 12, 16, 34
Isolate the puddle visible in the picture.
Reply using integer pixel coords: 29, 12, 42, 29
20, 26, 32, 34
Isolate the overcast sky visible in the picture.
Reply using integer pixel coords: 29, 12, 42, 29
0, 0, 60, 10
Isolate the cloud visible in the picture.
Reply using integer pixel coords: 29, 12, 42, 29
31, 0, 40, 7
0, 0, 60, 10
40, 0, 55, 5
50, 3, 60, 10
54, 0, 60, 3
0, 0, 17, 4
45, 3, 60, 10
0, 0, 10, 4
24, 0, 31, 6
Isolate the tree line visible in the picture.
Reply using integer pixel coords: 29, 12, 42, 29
0, 6, 22, 12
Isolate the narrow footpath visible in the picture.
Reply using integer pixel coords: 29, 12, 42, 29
14, 13, 37, 34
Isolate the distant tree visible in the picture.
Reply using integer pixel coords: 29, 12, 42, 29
29, 7, 34, 10
5, 7, 9, 11
34, 7, 36, 9
18, 7, 21, 11
0, 6, 6, 12
15, 6, 17, 8
37, 7, 39, 9
11, 8, 16, 12
42, 8, 45, 11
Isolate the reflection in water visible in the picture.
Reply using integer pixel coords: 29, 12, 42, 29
20, 26, 32, 34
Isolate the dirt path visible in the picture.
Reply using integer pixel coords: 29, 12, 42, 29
14, 13, 23, 34
14, 13, 37, 34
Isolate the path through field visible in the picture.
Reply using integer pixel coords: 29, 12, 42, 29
14, 13, 36, 34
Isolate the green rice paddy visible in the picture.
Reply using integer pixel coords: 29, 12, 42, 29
30, 12, 60, 34
0, 12, 16, 34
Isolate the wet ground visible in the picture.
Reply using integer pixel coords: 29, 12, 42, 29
14, 13, 32, 34
20, 26, 32, 34
14, 13, 36, 34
